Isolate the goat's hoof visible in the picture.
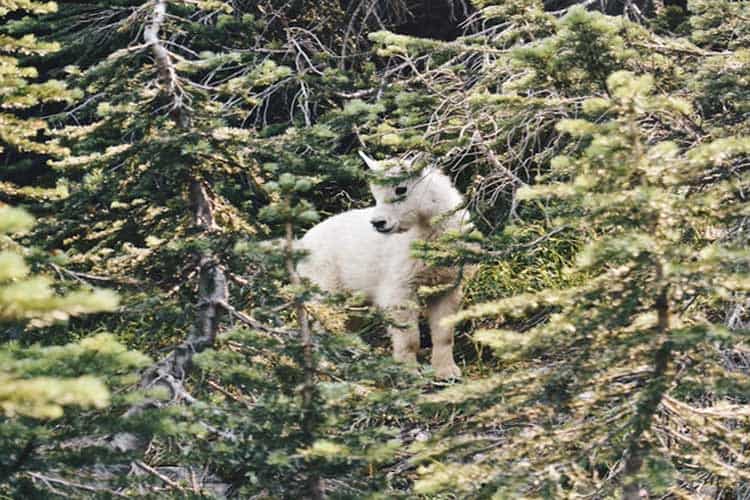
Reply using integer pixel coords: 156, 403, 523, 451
434, 363, 462, 379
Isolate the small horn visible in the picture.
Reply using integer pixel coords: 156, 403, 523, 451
358, 150, 381, 171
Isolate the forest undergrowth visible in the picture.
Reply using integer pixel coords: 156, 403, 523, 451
1, 0, 750, 498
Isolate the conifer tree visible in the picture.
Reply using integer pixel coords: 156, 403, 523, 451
0, 0, 71, 165
416, 68, 750, 500
4, 0, 750, 497
1, 0, 429, 495
367, 2, 750, 497
1, 2, 148, 493
0, 0, 121, 419
0, 206, 125, 421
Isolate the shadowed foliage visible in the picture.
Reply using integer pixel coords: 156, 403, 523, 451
1, 0, 749, 498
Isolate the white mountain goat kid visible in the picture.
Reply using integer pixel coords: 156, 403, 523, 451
296, 152, 472, 378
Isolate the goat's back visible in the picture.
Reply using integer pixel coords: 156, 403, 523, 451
297, 208, 420, 302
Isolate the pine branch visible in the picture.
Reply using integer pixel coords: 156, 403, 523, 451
49, 263, 141, 286
285, 214, 323, 500
26, 472, 128, 498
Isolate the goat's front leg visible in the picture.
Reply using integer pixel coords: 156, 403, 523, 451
380, 298, 420, 366
388, 308, 419, 364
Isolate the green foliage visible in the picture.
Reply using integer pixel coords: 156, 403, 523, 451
3, 0, 750, 498
1, 333, 148, 419
0, 203, 144, 496
0, 0, 73, 167
512, 7, 637, 94
184, 325, 420, 498
420, 68, 750, 497
474, 0, 555, 48
689, 0, 750, 50
0, 2, 152, 496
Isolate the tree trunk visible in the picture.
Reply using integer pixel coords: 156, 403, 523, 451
285, 218, 323, 500
622, 260, 671, 499
136, 0, 227, 402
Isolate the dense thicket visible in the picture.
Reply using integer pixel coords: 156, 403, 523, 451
1, 0, 749, 498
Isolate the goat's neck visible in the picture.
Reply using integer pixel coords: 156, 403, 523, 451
416, 205, 471, 241
413, 170, 470, 240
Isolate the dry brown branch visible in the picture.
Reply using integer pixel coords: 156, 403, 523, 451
49, 263, 141, 286
27, 472, 128, 498
217, 299, 294, 335
207, 380, 254, 408
133, 461, 185, 490
483, 225, 571, 258
143, 0, 190, 126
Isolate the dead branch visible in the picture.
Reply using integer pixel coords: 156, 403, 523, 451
217, 299, 295, 336
49, 263, 141, 286
484, 225, 571, 259
143, 0, 189, 127
207, 380, 254, 408
133, 461, 185, 491
26, 472, 128, 498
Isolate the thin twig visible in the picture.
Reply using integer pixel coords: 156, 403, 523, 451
484, 225, 570, 258
134, 461, 184, 490
217, 300, 294, 335
49, 263, 141, 286
207, 380, 253, 408
27, 472, 128, 498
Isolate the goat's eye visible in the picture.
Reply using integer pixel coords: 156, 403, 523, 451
394, 186, 407, 196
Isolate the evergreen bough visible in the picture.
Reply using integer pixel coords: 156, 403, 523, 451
2, 0, 750, 497
422, 71, 750, 497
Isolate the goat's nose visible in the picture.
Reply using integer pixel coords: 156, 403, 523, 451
371, 219, 387, 230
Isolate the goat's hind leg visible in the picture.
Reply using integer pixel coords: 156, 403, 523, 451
427, 288, 462, 379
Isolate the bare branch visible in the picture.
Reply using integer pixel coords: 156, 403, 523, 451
133, 461, 185, 491
27, 472, 128, 498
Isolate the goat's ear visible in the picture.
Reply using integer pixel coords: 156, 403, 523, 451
358, 150, 381, 171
